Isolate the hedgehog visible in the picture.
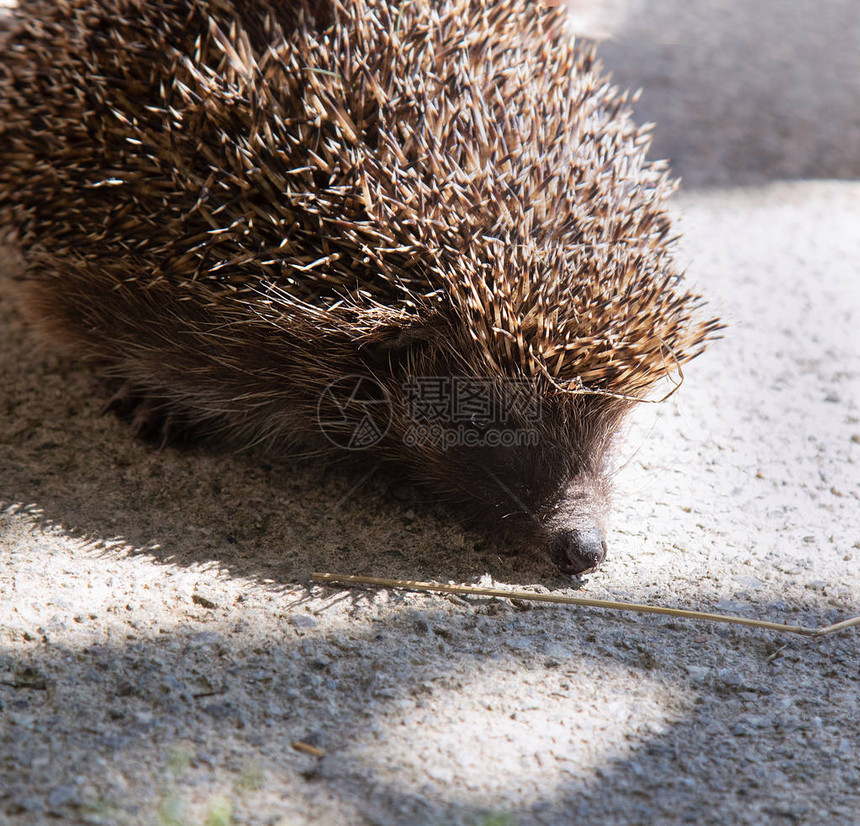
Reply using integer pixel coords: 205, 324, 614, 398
0, 0, 720, 575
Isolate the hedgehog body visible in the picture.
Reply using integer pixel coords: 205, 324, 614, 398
0, 0, 719, 574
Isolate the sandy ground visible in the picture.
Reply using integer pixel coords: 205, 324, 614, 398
2, 2, 860, 825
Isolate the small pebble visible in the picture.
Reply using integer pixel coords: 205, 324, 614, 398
47, 785, 79, 809
289, 614, 319, 629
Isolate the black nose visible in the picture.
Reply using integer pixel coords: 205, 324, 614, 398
549, 528, 607, 575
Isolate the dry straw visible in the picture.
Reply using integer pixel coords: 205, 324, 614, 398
312, 573, 860, 637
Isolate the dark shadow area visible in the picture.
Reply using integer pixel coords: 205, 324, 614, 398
1, 580, 857, 825
0, 405, 561, 586
0, 375, 567, 588
597, 0, 860, 186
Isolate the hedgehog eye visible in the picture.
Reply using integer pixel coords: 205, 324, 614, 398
358, 325, 439, 370
359, 339, 414, 370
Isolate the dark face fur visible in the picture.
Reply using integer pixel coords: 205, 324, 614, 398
352, 314, 631, 575
444, 437, 615, 576
372, 363, 625, 575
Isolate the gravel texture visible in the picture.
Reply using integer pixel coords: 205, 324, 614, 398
2, 1, 860, 825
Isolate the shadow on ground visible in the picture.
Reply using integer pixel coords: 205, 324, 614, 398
1, 512, 857, 826
597, 0, 860, 186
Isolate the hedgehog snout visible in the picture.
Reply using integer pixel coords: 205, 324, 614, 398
541, 472, 612, 575
549, 527, 607, 575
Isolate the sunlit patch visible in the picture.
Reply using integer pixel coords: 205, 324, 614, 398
348, 657, 685, 807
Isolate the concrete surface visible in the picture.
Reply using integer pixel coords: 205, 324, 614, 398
2, 1, 860, 824
598, 0, 860, 185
